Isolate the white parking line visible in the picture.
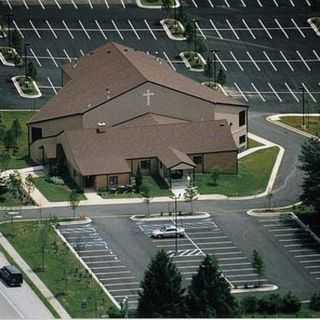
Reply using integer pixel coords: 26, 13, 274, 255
272, 0, 279, 6
82, 255, 114, 259
29, 20, 41, 39
191, 236, 228, 240
246, 51, 260, 71
45, 20, 58, 39
91, 265, 127, 269
195, 22, 206, 40
289, 0, 295, 6
112, 20, 124, 40
219, 85, 229, 97
284, 82, 299, 103
100, 277, 135, 281
232, 279, 267, 283
96, 271, 130, 275
267, 82, 282, 102
104, 0, 110, 7
279, 238, 310, 242
46, 48, 58, 68
113, 294, 139, 298
305, 265, 320, 269
313, 50, 320, 62
264, 223, 295, 227
22, 0, 29, 9
240, 0, 246, 7
191, 0, 198, 8
296, 50, 311, 71
296, 254, 320, 258
218, 257, 248, 261
6, 0, 12, 10
224, 268, 255, 272
251, 82, 265, 102
274, 18, 289, 39
54, 0, 62, 9
172, 259, 203, 264
70, 0, 78, 8
29, 48, 42, 67
198, 241, 233, 245
242, 19, 255, 39
109, 288, 140, 293
258, 19, 272, 39
94, 20, 107, 40
263, 51, 277, 71
291, 18, 305, 38
230, 51, 244, 71
107, 282, 139, 287
234, 82, 248, 102
163, 51, 176, 71
79, 20, 91, 40
226, 19, 239, 40
213, 251, 243, 256
256, 0, 263, 7
227, 274, 258, 278
210, 19, 223, 40
47, 77, 57, 95
37, 0, 45, 9
215, 53, 227, 71
207, 0, 214, 7
203, 246, 237, 250
280, 51, 294, 71
289, 248, 315, 253
220, 262, 251, 267
62, 20, 74, 39
300, 260, 320, 264
78, 249, 107, 253
301, 82, 317, 103
63, 49, 72, 63
144, 20, 157, 40
310, 271, 320, 274
86, 260, 120, 264
120, 0, 126, 8
88, 0, 93, 8
223, 0, 230, 8
128, 20, 141, 40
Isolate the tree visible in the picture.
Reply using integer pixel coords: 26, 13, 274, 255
3, 129, 16, 151
281, 292, 301, 313
11, 30, 23, 55
310, 292, 320, 311
183, 183, 198, 214
186, 255, 238, 317
0, 113, 6, 143
0, 151, 11, 173
135, 166, 142, 193
299, 138, 320, 214
217, 68, 226, 86
69, 190, 80, 218
7, 171, 24, 200
252, 249, 265, 287
24, 174, 34, 201
26, 61, 37, 80
204, 55, 213, 84
140, 184, 151, 218
137, 250, 186, 317
240, 296, 258, 314
209, 167, 220, 186
11, 118, 22, 143
161, 0, 171, 15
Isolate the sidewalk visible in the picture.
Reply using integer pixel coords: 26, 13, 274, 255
0, 233, 71, 319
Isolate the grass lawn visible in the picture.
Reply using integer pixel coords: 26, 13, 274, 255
0, 111, 35, 170
0, 221, 116, 318
195, 146, 279, 196
278, 116, 320, 137
32, 177, 86, 202
247, 138, 263, 149
0, 190, 24, 206
99, 175, 172, 199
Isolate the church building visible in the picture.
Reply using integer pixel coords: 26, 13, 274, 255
28, 42, 248, 190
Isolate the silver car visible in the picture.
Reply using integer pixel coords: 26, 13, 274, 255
151, 224, 185, 239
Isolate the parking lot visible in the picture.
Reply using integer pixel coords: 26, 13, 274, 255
255, 214, 320, 282
0, 1, 319, 108
137, 217, 274, 289
59, 223, 141, 311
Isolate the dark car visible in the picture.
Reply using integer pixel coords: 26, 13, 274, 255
0, 265, 23, 287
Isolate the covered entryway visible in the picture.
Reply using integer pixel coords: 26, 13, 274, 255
169, 163, 195, 197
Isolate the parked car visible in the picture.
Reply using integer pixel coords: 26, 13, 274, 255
151, 224, 185, 239
0, 265, 23, 287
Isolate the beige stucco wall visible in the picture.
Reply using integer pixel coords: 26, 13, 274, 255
131, 158, 158, 176
203, 151, 237, 174
30, 136, 57, 163
95, 173, 129, 189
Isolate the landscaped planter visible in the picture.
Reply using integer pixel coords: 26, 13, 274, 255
307, 17, 320, 36
179, 51, 206, 72
0, 47, 21, 67
136, 0, 180, 8
11, 75, 42, 99
160, 18, 186, 40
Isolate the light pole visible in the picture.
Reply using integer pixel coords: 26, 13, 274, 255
7, 14, 13, 47
192, 18, 198, 52
301, 86, 305, 128
24, 43, 30, 79
173, 193, 181, 255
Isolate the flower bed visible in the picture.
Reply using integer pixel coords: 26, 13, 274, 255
0, 47, 21, 67
307, 17, 320, 36
136, 0, 180, 8
160, 18, 186, 40
179, 51, 206, 72
12, 75, 42, 99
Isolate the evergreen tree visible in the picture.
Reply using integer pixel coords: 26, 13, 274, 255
11, 118, 22, 142
217, 68, 226, 86
0, 151, 11, 173
135, 166, 142, 193
299, 138, 320, 213
252, 249, 265, 286
137, 250, 186, 317
0, 113, 6, 143
11, 29, 23, 55
186, 255, 239, 317
3, 129, 16, 151
27, 61, 37, 80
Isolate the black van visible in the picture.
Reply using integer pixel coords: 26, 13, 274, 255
0, 265, 23, 287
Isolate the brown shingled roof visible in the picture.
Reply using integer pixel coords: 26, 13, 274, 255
30, 42, 247, 124
61, 119, 237, 176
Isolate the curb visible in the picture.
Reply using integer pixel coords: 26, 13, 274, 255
11, 75, 42, 99
0, 232, 71, 319
54, 223, 121, 311
160, 19, 187, 41
307, 17, 320, 37
136, 0, 180, 8
57, 217, 92, 226
0, 48, 16, 67
266, 114, 320, 140
247, 201, 302, 217
130, 212, 210, 221
232, 284, 278, 294
179, 51, 206, 72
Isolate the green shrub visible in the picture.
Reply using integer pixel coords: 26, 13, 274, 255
257, 294, 282, 314
281, 292, 301, 313
310, 292, 320, 311
241, 296, 258, 314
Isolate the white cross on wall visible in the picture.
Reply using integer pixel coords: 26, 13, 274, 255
143, 89, 155, 106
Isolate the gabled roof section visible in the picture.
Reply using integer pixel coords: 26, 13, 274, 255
160, 147, 196, 169
30, 42, 247, 124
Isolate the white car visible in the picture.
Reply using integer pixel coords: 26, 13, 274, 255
151, 224, 185, 239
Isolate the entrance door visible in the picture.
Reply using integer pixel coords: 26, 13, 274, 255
85, 176, 95, 188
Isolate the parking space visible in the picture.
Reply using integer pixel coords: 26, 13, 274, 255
59, 223, 141, 310
256, 214, 320, 282
137, 217, 274, 289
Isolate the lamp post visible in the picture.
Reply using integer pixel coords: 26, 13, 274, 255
24, 43, 30, 79
192, 18, 198, 52
7, 14, 13, 47
173, 193, 181, 255
301, 86, 305, 128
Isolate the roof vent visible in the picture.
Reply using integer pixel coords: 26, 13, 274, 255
106, 50, 111, 54
97, 122, 107, 134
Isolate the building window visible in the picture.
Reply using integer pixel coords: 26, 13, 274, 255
31, 127, 42, 143
141, 160, 151, 169
108, 176, 118, 186
239, 135, 246, 145
239, 111, 246, 127
193, 155, 202, 165
159, 162, 163, 169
